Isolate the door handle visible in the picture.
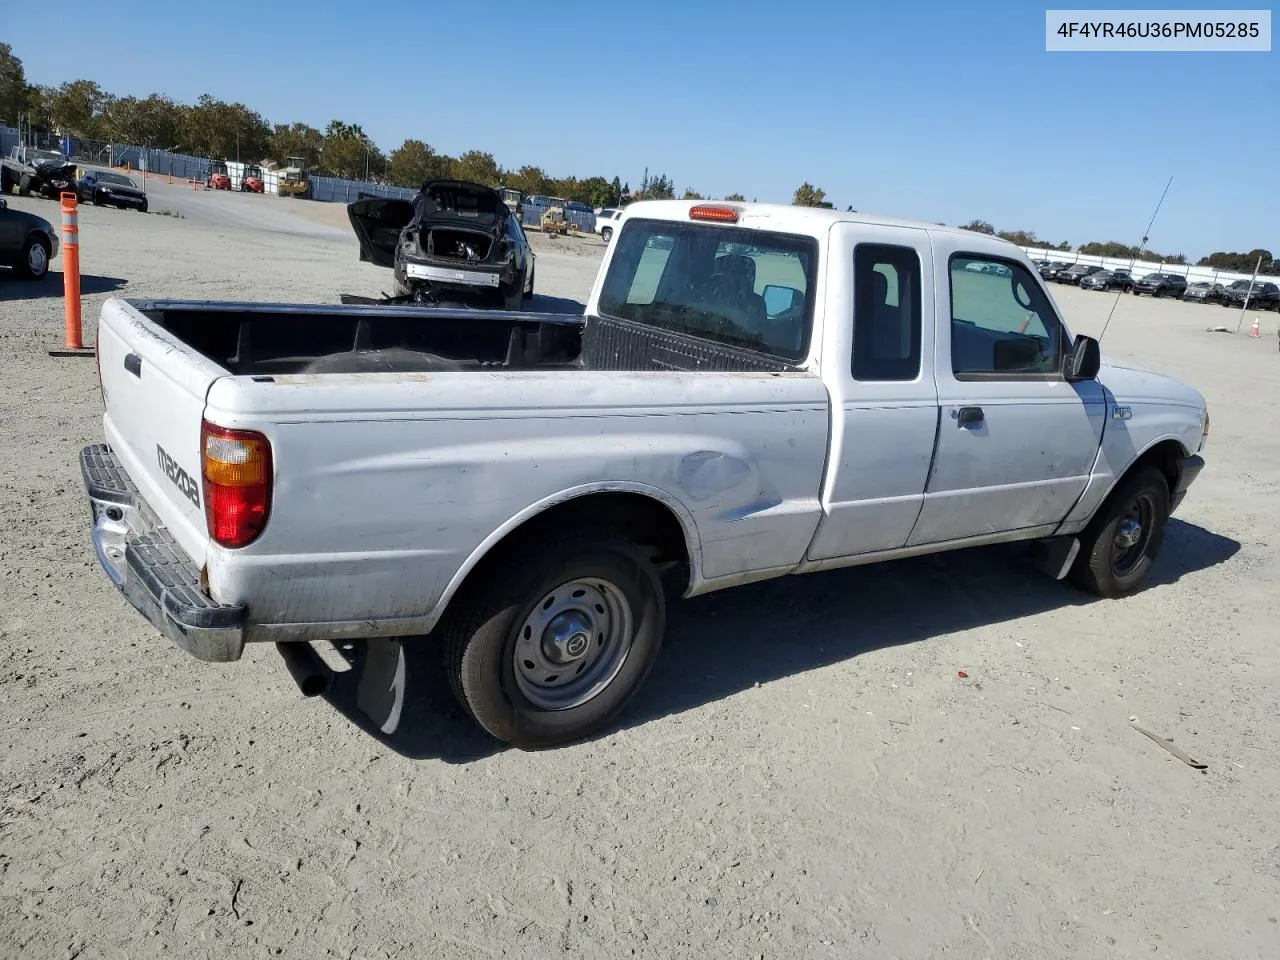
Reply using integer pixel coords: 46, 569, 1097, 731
954, 406, 984, 427
124, 353, 142, 378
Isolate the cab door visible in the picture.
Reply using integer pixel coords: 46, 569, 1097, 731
805, 222, 940, 560
905, 241, 1106, 547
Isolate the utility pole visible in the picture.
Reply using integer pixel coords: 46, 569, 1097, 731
1235, 254, 1264, 334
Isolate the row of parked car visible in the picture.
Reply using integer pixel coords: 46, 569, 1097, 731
1035, 259, 1280, 310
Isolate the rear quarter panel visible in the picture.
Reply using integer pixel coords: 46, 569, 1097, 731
202, 370, 831, 632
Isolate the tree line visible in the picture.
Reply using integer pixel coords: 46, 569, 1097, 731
3, 42, 1271, 265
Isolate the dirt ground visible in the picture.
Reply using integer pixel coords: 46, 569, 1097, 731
2, 183, 1279, 960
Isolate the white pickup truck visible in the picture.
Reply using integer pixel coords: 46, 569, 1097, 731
81, 200, 1208, 748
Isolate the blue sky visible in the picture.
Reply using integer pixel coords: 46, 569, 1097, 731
5, 1, 1276, 258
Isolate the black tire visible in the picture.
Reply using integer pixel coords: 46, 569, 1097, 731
522, 265, 535, 301
18, 174, 32, 197
1069, 466, 1171, 598
443, 534, 666, 749
16, 235, 51, 280
601, 226, 613, 243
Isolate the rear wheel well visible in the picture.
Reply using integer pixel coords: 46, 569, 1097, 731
452, 492, 692, 605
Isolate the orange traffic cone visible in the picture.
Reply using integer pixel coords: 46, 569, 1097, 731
1249, 316, 1261, 338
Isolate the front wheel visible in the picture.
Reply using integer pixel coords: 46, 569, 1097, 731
443, 534, 666, 749
16, 236, 50, 280
601, 226, 613, 243
1069, 466, 1171, 598
522, 265, 535, 301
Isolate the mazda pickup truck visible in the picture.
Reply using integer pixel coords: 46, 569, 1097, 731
80, 200, 1209, 749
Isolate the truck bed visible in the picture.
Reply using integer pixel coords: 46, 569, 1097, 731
128, 300, 795, 377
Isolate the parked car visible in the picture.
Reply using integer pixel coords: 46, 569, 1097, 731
77, 169, 148, 212
1181, 281, 1226, 304
80, 201, 1209, 748
348, 178, 535, 308
0, 196, 59, 279
597, 208, 623, 242
1132, 273, 1188, 298
1040, 261, 1070, 280
1058, 264, 1107, 286
1219, 279, 1280, 310
1, 146, 78, 200
1080, 269, 1134, 292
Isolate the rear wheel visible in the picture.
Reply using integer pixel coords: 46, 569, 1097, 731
1069, 466, 1170, 598
522, 265, 535, 301
18, 174, 32, 197
443, 534, 665, 749
601, 226, 613, 243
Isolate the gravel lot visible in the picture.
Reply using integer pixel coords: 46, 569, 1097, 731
2, 182, 1279, 960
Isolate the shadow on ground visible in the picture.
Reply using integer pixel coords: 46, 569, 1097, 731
0, 271, 128, 298
313, 518, 1239, 763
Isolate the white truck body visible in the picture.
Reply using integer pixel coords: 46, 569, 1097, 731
81, 200, 1208, 746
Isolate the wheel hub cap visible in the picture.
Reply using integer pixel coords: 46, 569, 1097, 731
30, 246, 46, 272
513, 577, 635, 711
542, 612, 592, 664
1115, 517, 1142, 550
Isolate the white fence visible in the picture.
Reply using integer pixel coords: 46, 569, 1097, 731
1017, 246, 1271, 287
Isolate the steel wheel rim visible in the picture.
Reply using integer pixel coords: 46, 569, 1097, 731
1112, 492, 1155, 576
513, 577, 633, 711
28, 243, 47, 275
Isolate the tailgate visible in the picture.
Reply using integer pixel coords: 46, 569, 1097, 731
96, 298, 226, 568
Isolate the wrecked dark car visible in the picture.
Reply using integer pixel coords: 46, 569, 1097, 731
1, 147, 79, 200
347, 179, 535, 309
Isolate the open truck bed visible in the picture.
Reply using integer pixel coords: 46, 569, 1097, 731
128, 299, 796, 376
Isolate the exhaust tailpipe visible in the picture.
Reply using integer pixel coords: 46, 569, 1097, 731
276, 642, 331, 697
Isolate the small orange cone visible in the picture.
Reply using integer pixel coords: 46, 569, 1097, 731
1249, 316, 1261, 338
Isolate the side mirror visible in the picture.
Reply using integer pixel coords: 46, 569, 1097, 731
762, 284, 801, 318
1064, 334, 1101, 381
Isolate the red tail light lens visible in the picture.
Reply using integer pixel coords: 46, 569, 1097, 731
201, 420, 273, 548
689, 204, 740, 223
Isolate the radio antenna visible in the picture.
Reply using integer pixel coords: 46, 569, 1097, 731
1099, 176, 1173, 343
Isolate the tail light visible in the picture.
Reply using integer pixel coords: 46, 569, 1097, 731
201, 420, 273, 548
689, 204, 740, 223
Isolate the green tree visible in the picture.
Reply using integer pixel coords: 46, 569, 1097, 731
1197, 249, 1275, 274
267, 123, 324, 167
182, 95, 269, 160
386, 139, 449, 187
961, 219, 995, 235
577, 176, 616, 207
49, 79, 111, 138
724, 192, 745, 201
102, 94, 186, 148
682, 187, 704, 200
0, 42, 30, 126
509, 164, 548, 195
450, 150, 500, 186
996, 229, 1039, 246
643, 173, 675, 200
793, 182, 828, 207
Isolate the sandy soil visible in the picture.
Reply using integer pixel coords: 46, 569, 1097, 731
2, 187, 1279, 960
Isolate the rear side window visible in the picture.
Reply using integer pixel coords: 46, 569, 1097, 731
597, 218, 817, 360
852, 244, 922, 381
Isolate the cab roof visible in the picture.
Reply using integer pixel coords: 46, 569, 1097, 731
617, 199, 1022, 251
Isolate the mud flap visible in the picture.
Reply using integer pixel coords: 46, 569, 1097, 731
1029, 536, 1081, 580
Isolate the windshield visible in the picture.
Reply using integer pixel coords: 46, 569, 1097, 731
1229, 280, 1253, 289
32, 150, 65, 163
1140, 273, 1162, 281
597, 217, 817, 360
95, 171, 135, 187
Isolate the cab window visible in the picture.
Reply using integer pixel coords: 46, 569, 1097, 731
949, 255, 1066, 378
